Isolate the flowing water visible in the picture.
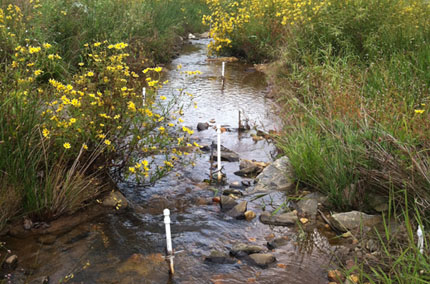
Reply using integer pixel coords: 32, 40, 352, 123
1, 39, 340, 284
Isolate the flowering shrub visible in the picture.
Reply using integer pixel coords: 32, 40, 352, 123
0, 0, 200, 218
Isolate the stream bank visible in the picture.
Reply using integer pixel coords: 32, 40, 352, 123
0, 38, 383, 284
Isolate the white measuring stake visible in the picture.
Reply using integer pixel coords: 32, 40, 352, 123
163, 209, 173, 254
217, 125, 222, 181
417, 225, 424, 254
142, 87, 146, 106
221, 62, 225, 78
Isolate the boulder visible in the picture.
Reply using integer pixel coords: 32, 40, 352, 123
230, 243, 264, 256
227, 201, 247, 219
331, 211, 382, 232
249, 253, 276, 267
253, 157, 294, 192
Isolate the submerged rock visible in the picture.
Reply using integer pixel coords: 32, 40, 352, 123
205, 250, 236, 264
267, 237, 289, 249
249, 253, 276, 268
259, 211, 298, 226
230, 243, 264, 256
253, 156, 294, 192
331, 211, 382, 232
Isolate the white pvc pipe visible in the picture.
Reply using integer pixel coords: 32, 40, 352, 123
142, 87, 146, 106
163, 209, 172, 254
217, 125, 222, 181
221, 62, 225, 78
417, 225, 424, 254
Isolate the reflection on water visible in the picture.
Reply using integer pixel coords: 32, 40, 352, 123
1, 39, 337, 284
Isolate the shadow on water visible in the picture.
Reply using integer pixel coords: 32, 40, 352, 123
1, 39, 340, 284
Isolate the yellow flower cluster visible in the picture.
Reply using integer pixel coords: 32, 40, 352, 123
203, 0, 331, 53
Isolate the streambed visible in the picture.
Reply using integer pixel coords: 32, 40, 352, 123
2, 39, 340, 284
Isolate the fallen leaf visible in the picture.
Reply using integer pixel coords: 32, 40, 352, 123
248, 237, 256, 242
246, 278, 256, 283
277, 263, 287, 269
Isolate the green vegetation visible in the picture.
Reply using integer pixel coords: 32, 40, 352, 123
205, 0, 430, 281
0, 0, 207, 228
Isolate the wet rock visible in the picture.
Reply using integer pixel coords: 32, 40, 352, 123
37, 234, 57, 245
220, 195, 237, 212
23, 217, 33, 230
297, 197, 318, 219
253, 157, 294, 192
244, 210, 256, 221
249, 253, 276, 268
259, 211, 298, 226
199, 31, 210, 39
102, 191, 128, 209
229, 181, 245, 190
223, 188, 243, 196
234, 166, 263, 178
241, 180, 252, 187
230, 243, 264, 256
4, 254, 18, 270
227, 201, 247, 219
205, 250, 236, 264
188, 33, 196, 40
267, 237, 289, 249
197, 122, 209, 131
209, 146, 240, 162
331, 211, 382, 232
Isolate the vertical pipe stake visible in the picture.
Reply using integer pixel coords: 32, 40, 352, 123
217, 125, 222, 182
163, 209, 174, 274
142, 87, 146, 106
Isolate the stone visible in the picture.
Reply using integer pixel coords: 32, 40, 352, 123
37, 234, 57, 245
244, 210, 256, 221
227, 201, 247, 219
331, 211, 382, 232
199, 31, 210, 39
205, 250, 236, 264
259, 211, 298, 226
230, 243, 264, 256
223, 188, 243, 196
4, 254, 18, 270
220, 195, 237, 212
366, 239, 379, 252
253, 157, 294, 192
328, 269, 344, 282
248, 253, 276, 267
197, 122, 209, 131
102, 191, 128, 209
297, 197, 318, 218
267, 237, 289, 249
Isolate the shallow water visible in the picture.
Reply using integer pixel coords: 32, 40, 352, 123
2, 39, 339, 284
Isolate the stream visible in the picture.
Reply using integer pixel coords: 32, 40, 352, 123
2, 39, 340, 284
